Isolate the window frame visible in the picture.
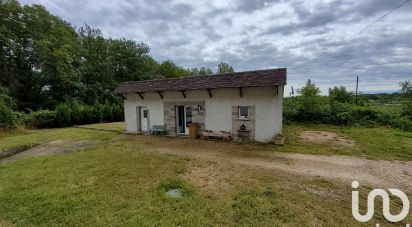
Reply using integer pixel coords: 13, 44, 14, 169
238, 106, 249, 119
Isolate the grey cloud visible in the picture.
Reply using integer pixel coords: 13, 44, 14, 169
20, 0, 412, 93
236, 0, 281, 13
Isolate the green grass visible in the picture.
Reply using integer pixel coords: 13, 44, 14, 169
369, 103, 403, 115
272, 123, 412, 160
0, 126, 117, 151
0, 135, 375, 226
77, 122, 126, 132
0, 122, 411, 226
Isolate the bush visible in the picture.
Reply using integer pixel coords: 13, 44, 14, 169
391, 117, 412, 132
55, 103, 72, 127
284, 97, 402, 129
53, 101, 123, 127
401, 100, 412, 118
70, 101, 84, 125
90, 103, 103, 123
112, 104, 124, 121
0, 102, 14, 128
29, 110, 56, 128
284, 97, 327, 123
12, 111, 32, 126
102, 104, 113, 122
2, 98, 123, 129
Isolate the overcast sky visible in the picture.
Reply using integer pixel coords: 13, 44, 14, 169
20, 0, 412, 94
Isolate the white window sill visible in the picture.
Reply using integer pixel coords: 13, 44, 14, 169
237, 118, 250, 121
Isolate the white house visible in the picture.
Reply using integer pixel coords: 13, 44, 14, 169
114, 68, 287, 142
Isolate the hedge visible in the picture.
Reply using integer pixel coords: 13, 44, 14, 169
2, 101, 124, 129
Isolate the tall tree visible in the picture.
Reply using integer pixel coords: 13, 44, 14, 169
297, 79, 321, 116
328, 86, 353, 104
400, 80, 412, 118
157, 60, 191, 78
28, 4, 81, 108
108, 38, 153, 82
199, 67, 213, 76
78, 25, 116, 104
217, 62, 234, 74
0, 0, 192, 112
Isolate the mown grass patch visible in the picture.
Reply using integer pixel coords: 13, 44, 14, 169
77, 122, 126, 133
0, 126, 117, 151
266, 123, 412, 160
0, 123, 411, 226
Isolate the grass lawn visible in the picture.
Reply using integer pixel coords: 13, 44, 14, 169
0, 122, 411, 226
278, 123, 412, 160
0, 126, 117, 151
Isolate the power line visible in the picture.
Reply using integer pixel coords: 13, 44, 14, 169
289, 0, 411, 69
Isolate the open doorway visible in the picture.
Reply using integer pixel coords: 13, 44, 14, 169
175, 105, 192, 135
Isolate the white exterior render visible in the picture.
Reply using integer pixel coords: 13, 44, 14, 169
115, 68, 287, 142
123, 86, 284, 142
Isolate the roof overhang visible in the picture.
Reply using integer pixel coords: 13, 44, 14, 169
113, 68, 287, 95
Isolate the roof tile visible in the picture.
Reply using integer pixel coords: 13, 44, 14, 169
113, 68, 286, 94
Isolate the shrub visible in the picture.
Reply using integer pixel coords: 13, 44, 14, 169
401, 100, 412, 119
55, 103, 72, 127
12, 111, 32, 126
348, 106, 378, 126
112, 104, 124, 121
70, 101, 84, 125
391, 117, 412, 132
287, 97, 412, 132
91, 103, 103, 123
0, 102, 14, 128
29, 110, 56, 128
80, 105, 94, 124
102, 104, 113, 122
329, 86, 353, 104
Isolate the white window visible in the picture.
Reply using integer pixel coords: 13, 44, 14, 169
238, 106, 249, 119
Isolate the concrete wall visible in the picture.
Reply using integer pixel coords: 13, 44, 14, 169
123, 86, 284, 142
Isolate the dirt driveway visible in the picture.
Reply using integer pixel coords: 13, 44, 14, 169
130, 136, 412, 190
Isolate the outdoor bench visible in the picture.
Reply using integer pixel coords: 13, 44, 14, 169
149, 125, 167, 135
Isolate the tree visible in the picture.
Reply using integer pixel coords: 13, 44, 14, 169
108, 38, 152, 82
328, 86, 353, 104
157, 60, 191, 78
190, 68, 199, 76
199, 67, 213, 76
0, 86, 14, 127
400, 81, 412, 118
191, 67, 213, 76
0, 86, 16, 109
217, 62, 234, 74
0, 1, 82, 109
296, 79, 321, 121
0, 0, 191, 116
400, 81, 412, 99
298, 79, 321, 99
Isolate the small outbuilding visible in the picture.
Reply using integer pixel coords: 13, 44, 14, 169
114, 68, 287, 142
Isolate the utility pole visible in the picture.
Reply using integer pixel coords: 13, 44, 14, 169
355, 76, 359, 105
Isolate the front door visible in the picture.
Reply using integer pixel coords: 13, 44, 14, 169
176, 105, 192, 135
140, 107, 148, 132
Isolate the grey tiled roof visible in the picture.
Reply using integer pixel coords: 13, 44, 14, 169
114, 68, 286, 94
